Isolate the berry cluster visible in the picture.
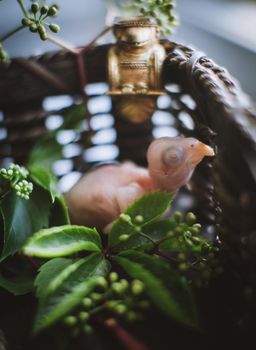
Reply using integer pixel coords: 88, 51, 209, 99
160, 211, 221, 287
21, 2, 60, 41
63, 272, 150, 336
0, 163, 33, 200
133, 0, 176, 34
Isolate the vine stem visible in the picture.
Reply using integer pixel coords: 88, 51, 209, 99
17, 0, 29, 18
0, 26, 25, 43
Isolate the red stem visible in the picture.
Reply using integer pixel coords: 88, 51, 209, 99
102, 318, 149, 350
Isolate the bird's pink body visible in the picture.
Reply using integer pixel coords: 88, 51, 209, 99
65, 137, 214, 229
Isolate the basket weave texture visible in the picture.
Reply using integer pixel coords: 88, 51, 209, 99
0, 39, 256, 298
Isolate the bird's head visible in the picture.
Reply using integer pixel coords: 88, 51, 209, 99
147, 136, 215, 191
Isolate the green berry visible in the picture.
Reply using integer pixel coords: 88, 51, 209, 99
38, 24, 46, 36
82, 297, 93, 308
120, 279, 129, 291
48, 5, 57, 16
174, 211, 182, 222
134, 215, 144, 224
40, 33, 48, 41
119, 234, 129, 242
49, 23, 60, 33
7, 169, 13, 176
40, 5, 49, 15
185, 212, 196, 225
131, 280, 144, 295
114, 304, 127, 315
120, 213, 131, 223
31, 2, 39, 14
109, 272, 118, 283
21, 18, 32, 27
111, 282, 123, 295
96, 276, 108, 289
134, 226, 141, 233
0, 168, 7, 175
29, 24, 38, 33
79, 311, 90, 321
63, 315, 77, 326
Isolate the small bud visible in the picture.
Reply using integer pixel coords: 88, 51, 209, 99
119, 234, 129, 242
29, 24, 38, 33
49, 23, 60, 33
21, 18, 32, 27
185, 212, 196, 225
31, 2, 40, 14
82, 297, 93, 308
63, 315, 77, 326
40, 33, 48, 41
40, 5, 49, 15
134, 215, 144, 224
174, 211, 182, 222
131, 280, 144, 295
120, 213, 131, 223
38, 24, 46, 36
109, 272, 118, 283
79, 311, 90, 321
0, 168, 7, 175
7, 169, 13, 176
47, 5, 57, 16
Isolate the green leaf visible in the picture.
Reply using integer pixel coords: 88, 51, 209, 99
111, 218, 176, 253
34, 253, 110, 333
35, 258, 71, 299
0, 186, 51, 262
0, 273, 34, 295
109, 192, 175, 249
49, 195, 70, 226
61, 104, 86, 130
28, 136, 62, 170
29, 165, 59, 203
23, 225, 102, 258
28, 104, 86, 170
114, 250, 198, 329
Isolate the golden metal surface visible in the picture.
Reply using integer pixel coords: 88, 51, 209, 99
108, 17, 166, 123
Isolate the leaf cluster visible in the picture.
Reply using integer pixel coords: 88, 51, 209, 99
19, 191, 220, 334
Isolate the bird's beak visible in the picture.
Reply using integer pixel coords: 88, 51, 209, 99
189, 141, 215, 165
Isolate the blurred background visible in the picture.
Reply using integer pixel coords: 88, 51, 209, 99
1, 0, 256, 99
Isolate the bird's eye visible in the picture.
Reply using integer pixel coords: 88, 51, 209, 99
162, 146, 185, 167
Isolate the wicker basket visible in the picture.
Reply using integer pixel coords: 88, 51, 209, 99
0, 40, 256, 349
